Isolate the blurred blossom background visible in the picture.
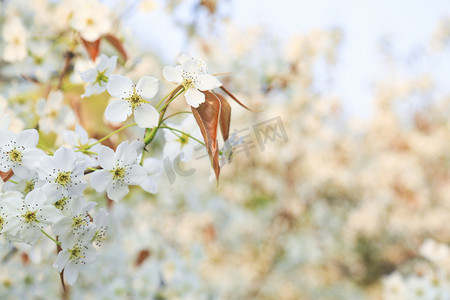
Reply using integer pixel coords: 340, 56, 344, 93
2, 0, 450, 299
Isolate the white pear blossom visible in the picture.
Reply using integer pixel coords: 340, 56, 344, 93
35, 90, 76, 134
80, 54, 117, 98
163, 54, 222, 108
36, 147, 87, 199
163, 116, 202, 163
62, 125, 100, 167
140, 158, 163, 194
92, 208, 109, 247
53, 238, 98, 286
105, 75, 160, 128
0, 129, 44, 178
1, 189, 60, 244
70, 0, 111, 42
3, 171, 39, 195
52, 197, 96, 248
2, 17, 27, 63
90, 141, 146, 201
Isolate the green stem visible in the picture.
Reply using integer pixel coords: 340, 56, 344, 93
159, 125, 205, 146
158, 88, 184, 113
41, 229, 61, 246
86, 123, 137, 150
144, 86, 184, 146
162, 111, 192, 122
155, 86, 181, 109
37, 144, 54, 155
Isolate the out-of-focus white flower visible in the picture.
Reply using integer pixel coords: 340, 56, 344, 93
35, 91, 76, 134
163, 116, 201, 163
382, 272, 407, 300
1, 189, 60, 244
419, 238, 450, 268
2, 17, 27, 63
80, 54, 117, 98
36, 147, 87, 199
92, 208, 109, 247
62, 125, 100, 167
163, 54, 222, 108
53, 238, 98, 285
90, 141, 146, 201
140, 158, 163, 194
0, 129, 43, 178
70, 0, 111, 42
106, 75, 159, 128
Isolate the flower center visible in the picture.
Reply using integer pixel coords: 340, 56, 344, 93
8, 148, 23, 163
182, 70, 198, 89
94, 70, 108, 86
86, 18, 95, 26
0, 216, 4, 230
54, 197, 68, 210
111, 166, 126, 181
178, 133, 189, 146
126, 92, 144, 109
22, 211, 37, 223
68, 245, 85, 260
24, 180, 35, 194
13, 36, 21, 46
72, 215, 88, 229
55, 171, 72, 186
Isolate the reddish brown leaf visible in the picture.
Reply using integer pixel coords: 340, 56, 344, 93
104, 34, 128, 61
214, 93, 231, 142
220, 86, 252, 111
191, 91, 221, 182
81, 37, 101, 61
0, 170, 14, 182
135, 249, 151, 267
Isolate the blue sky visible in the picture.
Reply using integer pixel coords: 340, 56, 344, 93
126, 0, 450, 117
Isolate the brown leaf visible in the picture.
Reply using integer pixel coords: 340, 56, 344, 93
104, 34, 128, 61
214, 93, 231, 142
0, 170, 14, 182
220, 86, 252, 111
135, 249, 151, 267
191, 91, 221, 182
81, 37, 101, 61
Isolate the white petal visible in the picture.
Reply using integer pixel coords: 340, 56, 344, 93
22, 148, 45, 169
134, 104, 159, 129
196, 74, 222, 91
82, 246, 98, 264
90, 170, 112, 192
79, 68, 96, 82
53, 250, 70, 273
182, 59, 200, 75
106, 74, 133, 98
105, 99, 131, 123
184, 88, 205, 108
143, 158, 163, 175
64, 260, 79, 286
53, 147, 76, 171
177, 54, 191, 64
136, 76, 158, 100
20, 224, 41, 244
97, 146, 115, 170
106, 183, 129, 201
126, 165, 147, 185
39, 205, 62, 224
141, 178, 157, 194
163, 66, 182, 83
16, 129, 39, 148
52, 217, 72, 237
